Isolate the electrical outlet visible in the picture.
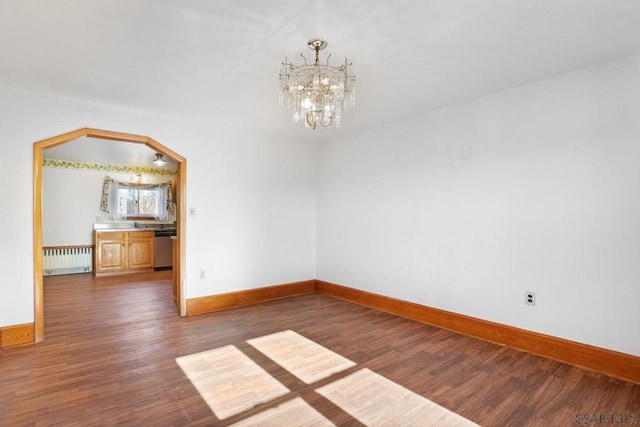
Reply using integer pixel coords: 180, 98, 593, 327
199, 269, 206, 279
525, 291, 536, 306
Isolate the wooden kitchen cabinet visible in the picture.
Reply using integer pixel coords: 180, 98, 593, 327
94, 230, 154, 276
95, 232, 127, 274
127, 231, 154, 270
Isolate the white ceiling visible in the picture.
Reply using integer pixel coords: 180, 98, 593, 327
3, 0, 640, 151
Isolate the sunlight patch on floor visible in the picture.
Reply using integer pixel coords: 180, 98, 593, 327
175, 345, 289, 420
177, 332, 477, 425
247, 330, 356, 384
316, 368, 479, 426
229, 397, 335, 427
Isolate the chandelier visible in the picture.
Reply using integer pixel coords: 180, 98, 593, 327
279, 38, 355, 130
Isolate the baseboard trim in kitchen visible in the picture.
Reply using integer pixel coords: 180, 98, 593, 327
186, 279, 316, 316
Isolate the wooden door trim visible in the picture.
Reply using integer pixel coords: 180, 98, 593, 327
33, 128, 187, 343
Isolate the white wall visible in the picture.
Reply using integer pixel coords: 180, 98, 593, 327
0, 86, 317, 327
4, 55, 639, 357
42, 166, 174, 246
317, 55, 640, 356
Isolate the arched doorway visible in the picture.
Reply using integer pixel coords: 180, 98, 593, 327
33, 128, 187, 343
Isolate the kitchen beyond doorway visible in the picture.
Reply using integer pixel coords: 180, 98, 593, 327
33, 128, 187, 344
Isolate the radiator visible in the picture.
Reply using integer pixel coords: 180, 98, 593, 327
43, 246, 93, 276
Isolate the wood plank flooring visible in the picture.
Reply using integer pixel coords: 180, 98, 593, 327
1, 272, 638, 426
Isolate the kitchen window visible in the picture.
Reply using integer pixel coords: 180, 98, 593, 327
100, 177, 174, 220
118, 186, 165, 218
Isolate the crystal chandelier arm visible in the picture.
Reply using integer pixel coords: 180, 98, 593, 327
306, 114, 318, 130
320, 116, 333, 127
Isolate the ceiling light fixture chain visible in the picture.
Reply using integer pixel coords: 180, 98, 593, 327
280, 38, 355, 130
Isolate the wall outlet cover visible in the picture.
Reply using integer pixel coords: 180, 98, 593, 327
525, 291, 536, 306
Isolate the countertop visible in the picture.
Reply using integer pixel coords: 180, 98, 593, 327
94, 221, 176, 232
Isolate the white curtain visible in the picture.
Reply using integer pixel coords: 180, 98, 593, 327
108, 180, 127, 220
139, 185, 168, 220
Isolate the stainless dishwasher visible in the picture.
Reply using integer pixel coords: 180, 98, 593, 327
154, 229, 175, 270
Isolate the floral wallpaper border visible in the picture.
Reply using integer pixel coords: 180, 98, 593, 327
43, 158, 178, 176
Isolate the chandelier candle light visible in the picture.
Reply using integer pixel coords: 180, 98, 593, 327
280, 39, 355, 129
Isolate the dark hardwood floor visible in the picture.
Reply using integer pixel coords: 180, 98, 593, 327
1, 272, 638, 426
